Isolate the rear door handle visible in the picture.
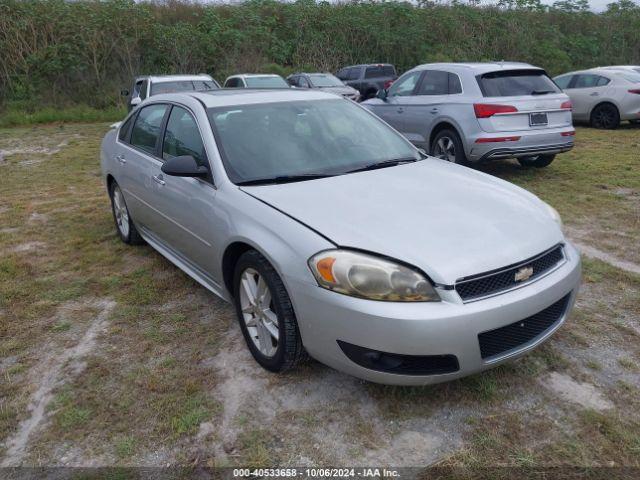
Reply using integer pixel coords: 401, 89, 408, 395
590, 92, 599, 97
430, 108, 439, 114
152, 174, 165, 186
397, 107, 404, 113
115, 154, 126, 165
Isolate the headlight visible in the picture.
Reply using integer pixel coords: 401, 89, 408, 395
544, 202, 562, 227
308, 250, 440, 302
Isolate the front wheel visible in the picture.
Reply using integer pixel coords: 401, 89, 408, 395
233, 250, 306, 372
431, 129, 468, 165
517, 154, 556, 168
590, 103, 620, 129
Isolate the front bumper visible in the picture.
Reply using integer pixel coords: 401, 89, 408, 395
468, 128, 575, 162
287, 242, 581, 385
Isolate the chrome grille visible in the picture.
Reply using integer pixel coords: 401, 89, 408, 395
455, 245, 564, 302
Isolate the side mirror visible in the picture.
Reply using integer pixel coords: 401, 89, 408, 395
377, 89, 388, 101
161, 155, 209, 178
121, 89, 130, 97
130, 96, 141, 106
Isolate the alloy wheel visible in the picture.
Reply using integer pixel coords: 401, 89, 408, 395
112, 186, 130, 238
433, 136, 456, 162
239, 268, 279, 357
592, 105, 618, 129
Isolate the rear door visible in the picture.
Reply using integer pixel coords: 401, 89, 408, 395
475, 69, 572, 132
402, 70, 460, 147
118, 103, 170, 232
564, 74, 611, 119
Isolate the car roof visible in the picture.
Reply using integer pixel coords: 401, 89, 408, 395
137, 74, 214, 83
150, 89, 338, 108
227, 74, 283, 79
341, 64, 394, 68
411, 62, 538, 74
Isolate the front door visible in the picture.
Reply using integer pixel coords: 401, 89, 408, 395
368, 70, 422, 135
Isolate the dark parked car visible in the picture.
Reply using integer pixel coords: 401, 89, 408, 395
336, 64, 397, 100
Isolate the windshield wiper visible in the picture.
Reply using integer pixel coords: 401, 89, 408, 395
344, 157, 418, 174
236, 173, 335, 186
531, 90, 555, 95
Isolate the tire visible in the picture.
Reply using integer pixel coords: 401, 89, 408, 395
517, 154, 556, 168
233, 250, 306, 372
590, 103, 620, 129
363, 89, 377, 101
109, 181, 144, 245
630, 119, 640, 126
431, 129, 468, 165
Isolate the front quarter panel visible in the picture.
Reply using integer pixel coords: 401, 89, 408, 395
100, 128, 118, 188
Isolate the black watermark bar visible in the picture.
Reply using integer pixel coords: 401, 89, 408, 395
1, 467, 640, 480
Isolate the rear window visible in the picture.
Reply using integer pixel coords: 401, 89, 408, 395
477, 69, 560, 97
244, 76, 289, 88
364, 65, 396, 79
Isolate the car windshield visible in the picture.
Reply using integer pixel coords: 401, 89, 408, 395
207, 99, 419, 184
309, 74, 344, 88
245, 76, 289, 88
477, 69, 560, 97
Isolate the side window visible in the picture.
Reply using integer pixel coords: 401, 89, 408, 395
129, 104, 168, 155
365, 66, 383, 79
388, 71, 421, 97
298, 77, 310, 88
132, 80, 144, 99
347, 68, 361, 81
139, 80, 149, 99
416, 70, 449, 95
118, 115, 134, 142
554, 75, 573, 90
287, 76, 299, 87
574, 74, 608, 89
448, 73, 462, 94
225, 78, 238, 88
162, 106, 207, 168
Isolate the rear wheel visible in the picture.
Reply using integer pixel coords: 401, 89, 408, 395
431, 129, 468, 165
233, 250, 306, 372
517, 154, 556, 168
590, 103, 620, 129
109, 181, 144, 245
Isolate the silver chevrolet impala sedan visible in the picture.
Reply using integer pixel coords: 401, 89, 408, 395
101, 89, 581, 385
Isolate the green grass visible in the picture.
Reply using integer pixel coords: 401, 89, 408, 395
0, 105, 126, 128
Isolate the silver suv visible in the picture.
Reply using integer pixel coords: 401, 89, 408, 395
363, 62, 575, 168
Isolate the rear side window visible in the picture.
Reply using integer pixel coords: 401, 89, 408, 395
477, 69, 560, 97
365, 66, 394, 79
449, 73, 462, 94
347, 68, 361, 81
193, 81, 218, 91
130, 104, 168, 155
151, 81, 197, 95
573, 74, 609, 88
162, 106, 207, 167
554, 75, 573, 89
224, 78, 242, 88
416, 70, 449, 95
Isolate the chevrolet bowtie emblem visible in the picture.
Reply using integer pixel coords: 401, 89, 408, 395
515, 266, 534, 282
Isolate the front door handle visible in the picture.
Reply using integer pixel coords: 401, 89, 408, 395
397, 107, 404, 114
430, 108, 439, 114
152, 174, 165, 186
590, 92, 599, 97
115, 154, 126, 165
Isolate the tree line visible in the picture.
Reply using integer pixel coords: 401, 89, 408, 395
0, 0, 638, 109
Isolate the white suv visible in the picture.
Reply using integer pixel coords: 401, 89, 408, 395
554, 68, 640, 128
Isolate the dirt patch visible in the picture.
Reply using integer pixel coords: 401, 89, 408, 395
11, 241, 46, 253
1, 299, 115, 467
0, 134, 82, 168
541, 372, 613, 412
204, 325, 465, 466
572, 242, 640, 275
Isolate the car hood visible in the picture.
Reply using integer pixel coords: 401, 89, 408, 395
241, 160, 564, 284
317, 86, 358, 96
